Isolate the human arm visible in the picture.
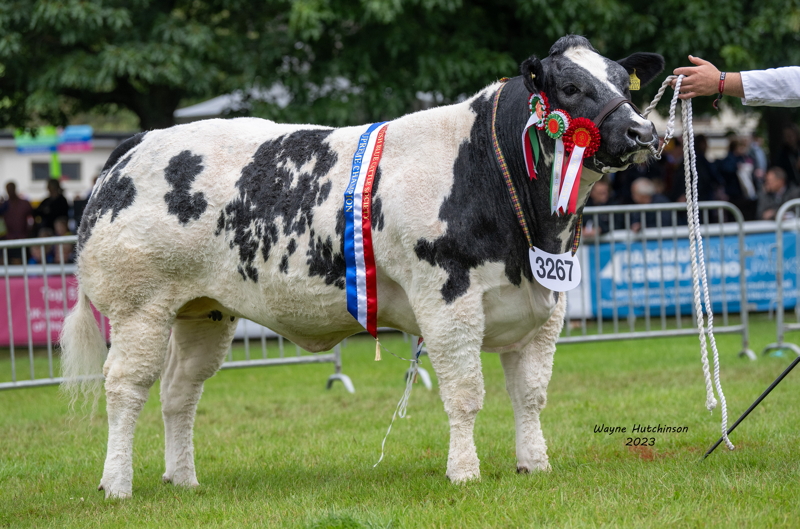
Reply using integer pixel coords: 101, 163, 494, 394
672, 55, 800, 107
672, 56, 743, 99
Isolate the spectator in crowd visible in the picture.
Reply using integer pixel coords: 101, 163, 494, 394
53, 216, 75, 263
28, 227, 55, 265
659, 136, 683, 198
33, 179, 69, 231
749, 135, 769, 182
624, 177, 672, 232
716, 137, 757, 220
669, 134, 720, 203
612, 161, 664, 205
757, 167, 800, 220
583, 177, 614, 236
0, 182, 33, 265
776, 125, 800, 186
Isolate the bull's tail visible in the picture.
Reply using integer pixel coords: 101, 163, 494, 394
60, 287, 107, 410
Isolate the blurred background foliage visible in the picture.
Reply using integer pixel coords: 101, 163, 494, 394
0, 0, 798, 132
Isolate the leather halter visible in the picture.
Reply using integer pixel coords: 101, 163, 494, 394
592, 96, 642, 128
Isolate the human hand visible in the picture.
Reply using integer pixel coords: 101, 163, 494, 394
671, 55, 721, 100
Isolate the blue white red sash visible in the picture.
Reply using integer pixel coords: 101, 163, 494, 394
344, 122, 388, 338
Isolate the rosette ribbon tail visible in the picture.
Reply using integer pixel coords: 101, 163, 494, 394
550, 138, 566, 214
556, 145, 586, 215
557, 117, 601, 216
522, 113, 540, 180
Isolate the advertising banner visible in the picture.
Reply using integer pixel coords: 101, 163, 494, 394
0, 275, 109, 346
587, 231, 796, 318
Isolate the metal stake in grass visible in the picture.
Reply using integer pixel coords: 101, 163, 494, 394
703, 354, 800, 459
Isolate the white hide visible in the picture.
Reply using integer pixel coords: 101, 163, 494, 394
62, 86, 567, 498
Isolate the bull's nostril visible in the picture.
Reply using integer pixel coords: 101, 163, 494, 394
628, 125, 655, 146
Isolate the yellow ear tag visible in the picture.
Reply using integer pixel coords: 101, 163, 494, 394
629, 69, 641, 91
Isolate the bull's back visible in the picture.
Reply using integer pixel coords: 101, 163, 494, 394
77, 118, 359, 328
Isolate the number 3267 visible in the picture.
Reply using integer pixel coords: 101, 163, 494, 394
535, 256, 573, 281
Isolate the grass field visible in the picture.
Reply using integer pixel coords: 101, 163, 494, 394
2, 316, 800, 527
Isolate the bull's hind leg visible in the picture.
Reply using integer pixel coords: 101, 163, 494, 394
99, 309, 173, 499
160, 311, 237, 487
415, 290, 486, 483
499, 294, 566, 474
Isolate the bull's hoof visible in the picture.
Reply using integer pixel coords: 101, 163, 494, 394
447, 472, 481, 485
208, 310, 223, 322
162, 472, 199, 488
516, 461, 551, 474
98, 482, 132, 499
446, 468, 481, 484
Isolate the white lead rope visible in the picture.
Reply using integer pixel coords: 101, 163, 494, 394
644, 75, 734, 451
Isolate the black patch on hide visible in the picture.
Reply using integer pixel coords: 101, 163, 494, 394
216, 129, 341, 284
371, 167, 385, 231
164, 150, 208, 224
414, 79, 574, 303
307, 225, 346, 289
99, 132, 147, 177
77, 134, 147, 249
279, 254, 289, 274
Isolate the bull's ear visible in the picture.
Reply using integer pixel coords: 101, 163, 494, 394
616, 53, 665, 87
520, 56, 545, 94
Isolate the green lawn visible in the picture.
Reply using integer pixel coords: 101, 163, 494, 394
1, 316, 799, 527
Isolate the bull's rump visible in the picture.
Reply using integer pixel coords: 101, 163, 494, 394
78, 117, 376, 344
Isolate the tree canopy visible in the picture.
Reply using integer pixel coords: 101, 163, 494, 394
0, 0, 292, 130
1, 0, 799, 132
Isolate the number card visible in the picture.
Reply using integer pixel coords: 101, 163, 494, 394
528, 247, 581, 292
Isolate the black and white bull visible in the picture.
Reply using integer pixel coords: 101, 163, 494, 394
61, 35, 664, 498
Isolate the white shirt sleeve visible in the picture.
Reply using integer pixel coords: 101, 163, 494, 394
741, 67, 800, 107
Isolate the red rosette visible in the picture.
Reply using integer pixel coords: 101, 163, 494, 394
562, 117, 601, 156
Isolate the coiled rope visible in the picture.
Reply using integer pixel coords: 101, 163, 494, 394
643, 75, 734, 451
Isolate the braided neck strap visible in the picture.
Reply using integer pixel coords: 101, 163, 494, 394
491, 81, 582, 255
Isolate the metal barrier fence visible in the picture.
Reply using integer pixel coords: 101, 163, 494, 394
562, 201, 756, 360
762, 198, 800, 356
0, 235, 353, 392
1, 202, 763, 390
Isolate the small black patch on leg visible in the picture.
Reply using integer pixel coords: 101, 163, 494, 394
230, 316, 235, 322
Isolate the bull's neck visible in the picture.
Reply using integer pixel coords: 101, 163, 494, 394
489, 77, 578, 255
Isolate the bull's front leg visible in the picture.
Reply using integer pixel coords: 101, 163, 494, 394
499, 294, 566, 473
415, 289, 486, 483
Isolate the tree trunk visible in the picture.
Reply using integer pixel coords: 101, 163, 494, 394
761, 106, 800, 166
130, 84, 184, 131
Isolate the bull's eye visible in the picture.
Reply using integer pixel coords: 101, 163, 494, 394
562, 84, 580, 96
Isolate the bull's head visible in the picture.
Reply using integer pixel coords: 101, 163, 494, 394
522, 35, 665, 173
500, 35, 664, 256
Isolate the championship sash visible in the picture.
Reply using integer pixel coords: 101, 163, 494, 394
344, 122, 388, 338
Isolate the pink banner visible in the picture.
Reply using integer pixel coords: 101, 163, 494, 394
0, 275, 109, 346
